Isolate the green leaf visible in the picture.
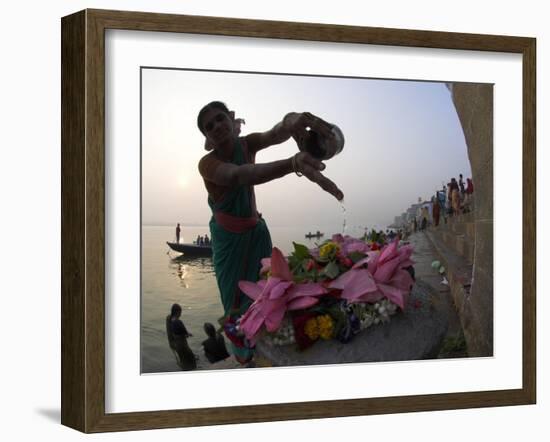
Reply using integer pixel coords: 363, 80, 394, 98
323, 261, 340, 279
288, 255, 302, 271
292, 242, 311, 260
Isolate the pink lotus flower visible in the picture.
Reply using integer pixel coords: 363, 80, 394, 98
239, 247, 327, 344
328, 239, 414, 309
331, 233, 371, 255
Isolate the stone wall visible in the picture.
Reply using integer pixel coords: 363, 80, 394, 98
449, 84, 493, 356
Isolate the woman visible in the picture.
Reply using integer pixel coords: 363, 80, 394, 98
166, 303, 196, 371
450, 178, 460, 215
464, 178, 474, 211
197, 101, 343, 363
466, 178, 474, 195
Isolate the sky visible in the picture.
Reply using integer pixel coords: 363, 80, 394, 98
141, 68, 475, 230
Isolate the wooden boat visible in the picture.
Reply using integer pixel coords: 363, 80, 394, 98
167, 241, 212, 257
305, 232, 324, 239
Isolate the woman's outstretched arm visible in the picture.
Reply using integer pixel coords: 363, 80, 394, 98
199, 151, 344, 201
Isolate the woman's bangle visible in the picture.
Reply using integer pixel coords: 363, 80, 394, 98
291, 154, 303, 177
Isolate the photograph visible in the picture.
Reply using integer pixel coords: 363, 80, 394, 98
140, 68, 493, 374
54, 3, 537, 435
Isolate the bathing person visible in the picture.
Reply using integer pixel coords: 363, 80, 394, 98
166, 303, 196, 371
201, 322, 230, 363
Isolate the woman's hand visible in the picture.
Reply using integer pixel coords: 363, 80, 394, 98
294, 152, 344, 201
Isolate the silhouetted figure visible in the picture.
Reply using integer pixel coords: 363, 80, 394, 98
451, 178, 460, 215
176, 223, 181, 244
204, 234, 210, 245
459, 174, 465, 195
466, 178, 474, 194
201, 322, 230, 363
420, 206, 429, 230
166, 303, 196, 371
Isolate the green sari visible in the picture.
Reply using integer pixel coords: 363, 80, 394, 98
208, 138, 272, 361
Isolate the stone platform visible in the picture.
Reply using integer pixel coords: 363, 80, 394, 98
255, 278, 450, 367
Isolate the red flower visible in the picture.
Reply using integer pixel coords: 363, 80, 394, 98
341, 257, 353, 268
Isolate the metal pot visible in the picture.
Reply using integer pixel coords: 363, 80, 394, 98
299, 124, 345, 160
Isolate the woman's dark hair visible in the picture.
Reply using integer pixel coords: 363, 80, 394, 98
170, 303, 182, 318
203, 322, 216, 338
197, 101, 230, 135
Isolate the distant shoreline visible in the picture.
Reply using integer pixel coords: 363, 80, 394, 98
142, 224, 394, 234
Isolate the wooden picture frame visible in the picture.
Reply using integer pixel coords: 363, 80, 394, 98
61, 8, 536, 433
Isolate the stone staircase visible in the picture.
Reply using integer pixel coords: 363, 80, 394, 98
431, 212, 475, 265
425, 212, 475, 345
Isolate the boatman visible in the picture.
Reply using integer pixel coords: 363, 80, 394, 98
176, 223, 181, 243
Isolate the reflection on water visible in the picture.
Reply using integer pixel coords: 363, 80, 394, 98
170, 255, 215, 289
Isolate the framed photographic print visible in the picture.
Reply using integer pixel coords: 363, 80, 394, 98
61, 9, 536, 433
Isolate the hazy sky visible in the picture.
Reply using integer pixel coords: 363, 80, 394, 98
142, 68, 473, 230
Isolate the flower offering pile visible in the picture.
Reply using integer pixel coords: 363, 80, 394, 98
238, 234, 415, 351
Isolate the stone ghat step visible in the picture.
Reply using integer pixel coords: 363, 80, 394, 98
254, 279, 449, 367
433, 212, 475, 238
452, 212, 475, 224
425, 230, 473, 316
450, 220, 475, 239
433, 220, 475, 241
431, 229, 474, 265
434, 213, 473, 224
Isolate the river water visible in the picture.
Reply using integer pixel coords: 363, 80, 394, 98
141, 224, 364, 373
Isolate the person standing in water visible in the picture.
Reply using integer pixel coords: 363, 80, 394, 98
197, 101, 343, 364
166, 303, 196, 371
